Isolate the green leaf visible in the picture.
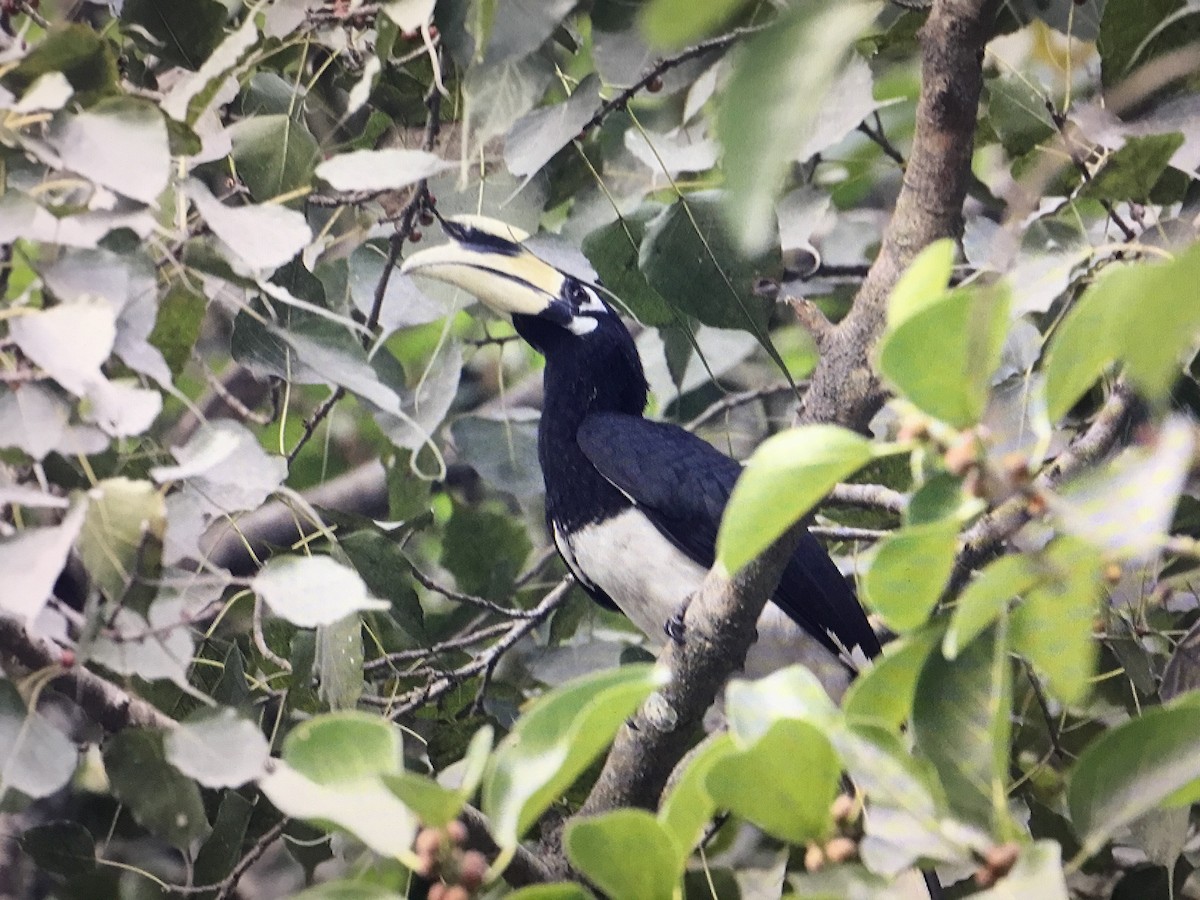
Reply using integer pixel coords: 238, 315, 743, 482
1098, 0, 1200, 87
1052, 416, 1194, 559
724, 665, 841, 742
565, 809, 679, 900
878, 285, 1010, 428
19, 821, 96, 878
913, 626, 1012, 832
862, 518, 959, 633
974, 841, 1069, 899
887, 239, 956, 328
483, 664, 663, 846
944, 554, 1040, 659
293, 882, 406, 900
1011, 539, 1104, 706
165, 708, 270, 788
121, 0, 227, 70
718, 2, 881, 252
1068, 694, 1200, 857
1081, 133, 1184, 202
382, 771, 466, 827
5, 25, 119, 103
384, 726, 493, 827
505, 74, 602, 179
79, 477, 165, 603
284, 712, 401, 784
260, 713, 419, 861
231, 114, 322, 204
252, 555, 389, 628
104, 730, 210, 849
149, 281, 207, 377
581, 210, 675, 328
1044, 242, 1200, 418
658, 733, 734, 853
844, 627, 941, 731
717, 425, 876, 575
339, 531, 426, 641
832, 726, 972, 868
639, 193, 779, 334
984, 76, 1057, 159
193, 791, 255, 889
507, 886, 594, 900
708, 719, 840, 844
640, 0, 747, 48
441, 501, 532, 600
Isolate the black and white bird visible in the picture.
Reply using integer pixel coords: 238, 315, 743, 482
401, 216, 879, 696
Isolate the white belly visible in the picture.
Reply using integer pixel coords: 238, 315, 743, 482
559, 509, 851, 697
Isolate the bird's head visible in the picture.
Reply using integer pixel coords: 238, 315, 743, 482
400, 215, 618, 355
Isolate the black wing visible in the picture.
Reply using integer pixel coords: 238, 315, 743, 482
576, 412, 880, 659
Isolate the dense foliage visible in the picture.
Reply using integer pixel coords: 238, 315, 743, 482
1, 0, 1200, 898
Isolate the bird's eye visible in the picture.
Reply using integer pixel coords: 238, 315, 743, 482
563, 278, 588, 310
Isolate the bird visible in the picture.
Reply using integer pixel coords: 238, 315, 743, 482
401, 215, 881, 697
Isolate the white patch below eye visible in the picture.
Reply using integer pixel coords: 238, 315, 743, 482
568, 316, 599, 335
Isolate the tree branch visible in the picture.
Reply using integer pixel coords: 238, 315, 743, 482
799, 0, 998, 429
0, 617, 174, 732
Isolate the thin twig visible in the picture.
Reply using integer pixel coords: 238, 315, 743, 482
685, 383, 798, 431
387, 577, 574, 718
576, 26, 763, 138
213, 818, 289, 900
1046, 103, 1137, 242
409, 564, 540, 619
827, 482, 909, 515
809, 525, 889, 542
363, 621, 513, 674
253, 594, 293, 673
857, 112, 906, 168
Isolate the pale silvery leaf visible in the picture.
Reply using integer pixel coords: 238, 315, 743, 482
504, 75, 602, 178
0, 385, 69, 460
42, 249, 171, 385
162, 491, 209, 566
462, 54, 555, 154
162, 11, 259, 123
83, 379, 162, 437
624, 128, 719, 177
252, 555, 388, 628
187, 179, 311, 273
0, 686, 76, 799
154, 420, 287, 514
9, 299, 116, 395
777, 186, 831, 253
51, 99, 171, 204
316, 613, 365, 710
166, 709, 270, 788
259, 761, 419, 859
371, 342, 462, 452
638, 326, 758, 402
89, 608, 194, 686
0, 503, 86, 623
346, 56, 381, 116
0, 478, 69, 509
14, 72, 73, 112
381, 0, 435, 31
315, 149, 452, 192
794, 55, 891, 161
348, 243, 446, 333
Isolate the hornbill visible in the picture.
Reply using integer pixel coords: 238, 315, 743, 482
401, 216, 880, 697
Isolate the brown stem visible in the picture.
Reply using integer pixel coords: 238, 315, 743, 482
799, 0, 999, 430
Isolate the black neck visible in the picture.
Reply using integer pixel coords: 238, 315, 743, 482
516, 313, 648, 531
